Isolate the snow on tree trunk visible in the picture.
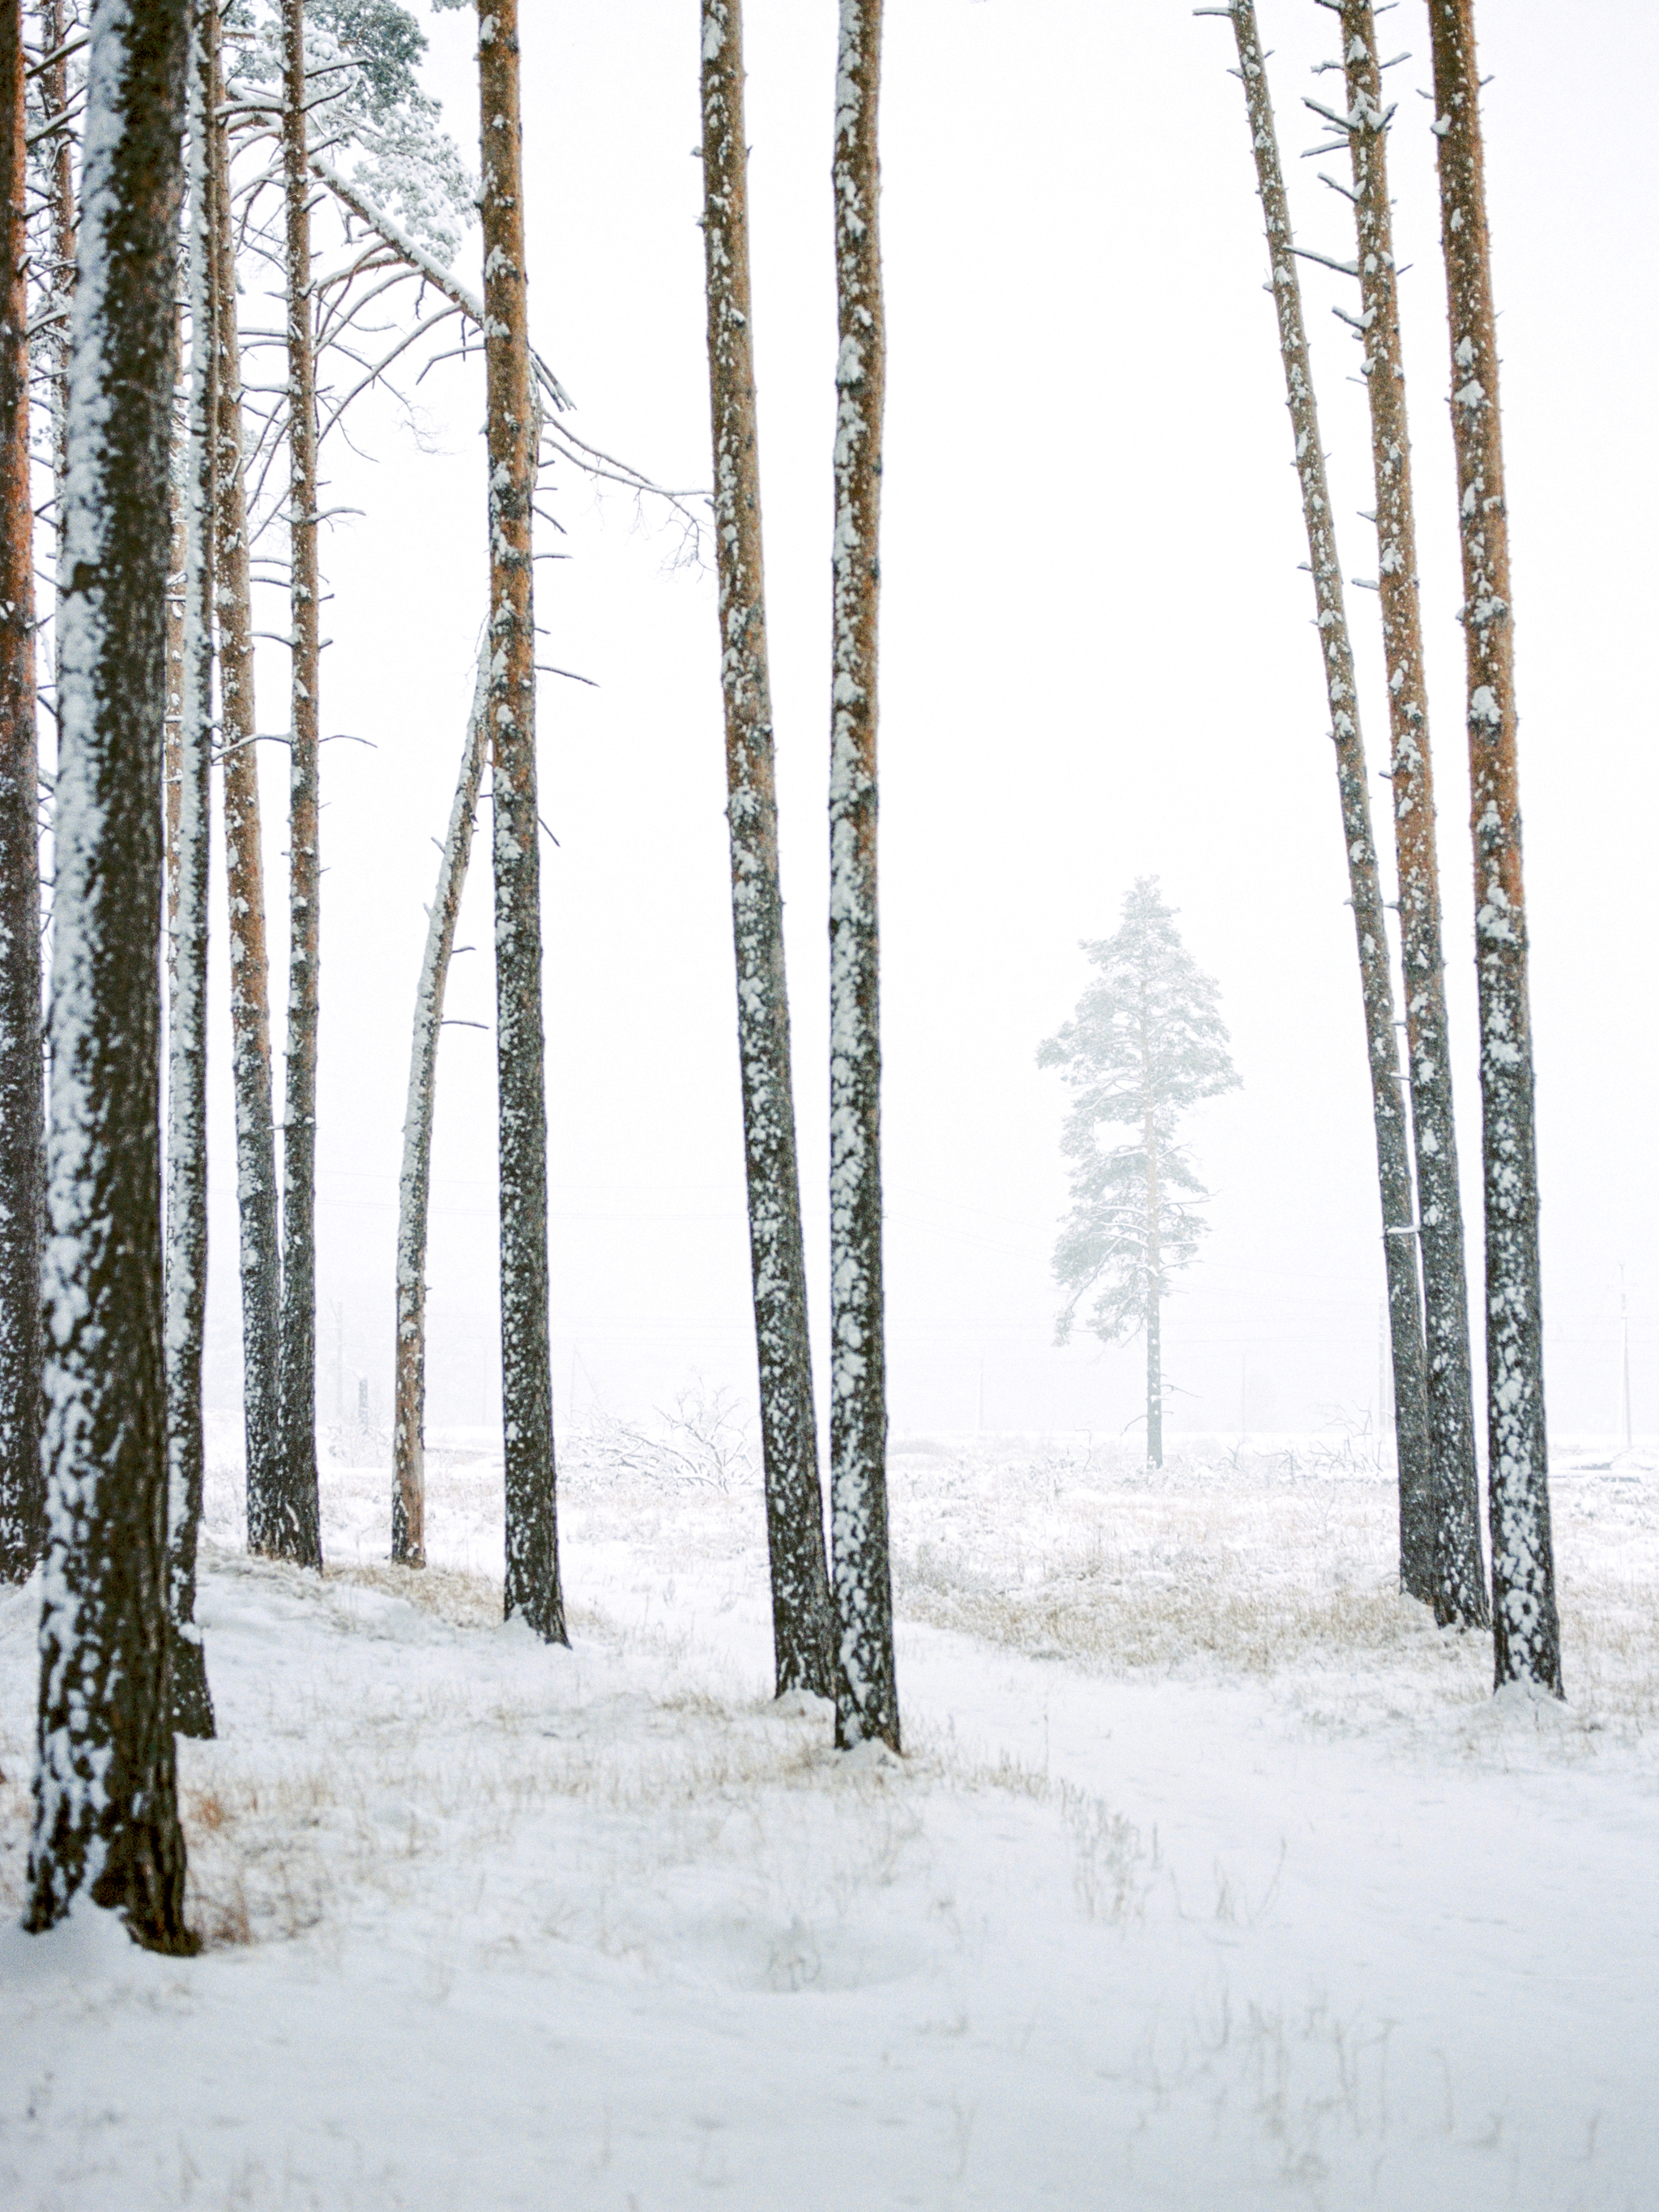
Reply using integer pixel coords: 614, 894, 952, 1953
274, 0, 321, 1568
1141, 1082, 1162, 1469
1220, 1, 1432, 1589
699, 0, 834, 1700
1333, 0, 1487, 1631
1426, 0, 1560, 1696
0, 0, 43, 1582
828, 0, 898, 1753
473, 0, 562, 1643
208, 7, 283, 1553
27, 0, 195, 1952
42, 0, 75, 583
394, 647, 488, 1569
164, 2, 215, 1738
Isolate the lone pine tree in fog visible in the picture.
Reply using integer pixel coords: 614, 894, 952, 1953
1040, 881, 1239, 1469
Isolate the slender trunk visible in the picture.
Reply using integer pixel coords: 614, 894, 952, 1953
208, 6, 282, 1552
0, 0, 42, 1581
44, 0, 74, 599
1336, 0, 1486, 1629
275, 0, 321, 1566
164, 4, 215, 1737
828, 0, 897, 1753
1221, 2, 1431, 1590
394, 647, 488, 1568
1143, 1084, 1162, 1471
27, 0, 195, 1952
474, 0, 562, 1642
699, 0, 834, 1700
1427, 0, 1560, 1695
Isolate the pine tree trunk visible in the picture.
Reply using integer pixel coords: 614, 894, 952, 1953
1223, 1, 1432, 1593
27, 0, 195, 1952
274, 0, 322, 1567
828, 0, 898, 1753
473, 0, 562, 1642
1337, 0, 1487, 1630
394, 648, 488, 1568
43, 0, 74, 558
699, 0, 834, 1700
1143, 1090, 1162, 1470
1427, 0, 1560, 1696
164, 6, 216, 1739
208, 11, 283, 1552
0, 0, 43, 1583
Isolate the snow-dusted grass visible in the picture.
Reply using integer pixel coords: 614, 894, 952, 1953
2, 1418, 1655, 2207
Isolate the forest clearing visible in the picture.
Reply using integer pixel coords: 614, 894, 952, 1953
0, 0, 1654, 2202
4, 1422, 1656, 2207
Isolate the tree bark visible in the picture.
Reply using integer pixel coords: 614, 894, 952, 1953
1426, 0, 1560, 1695
27, 0, 195, 1953
394, 647, 488, 1568
1222, 1, 1432, 1591
0, 0, 43, 1582
275, 0, 322, 1566
828, 0, 897, 1753
208, 6, 283, 1553
698, 0, 834, 1701
474, 0, 562, 1642
164, 0, 215, 1738
1335, 0, 1487, 1630
42, 0, 75, 573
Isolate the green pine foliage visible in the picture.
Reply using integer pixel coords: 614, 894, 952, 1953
1038, 878, 1239, 1351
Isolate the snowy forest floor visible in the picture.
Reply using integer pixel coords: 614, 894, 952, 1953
2, 1416, 1657, 2210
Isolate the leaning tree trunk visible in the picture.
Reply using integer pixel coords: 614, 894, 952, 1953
828, 0, 898, 1753
208, 9, 283, 1552
164, 2, 216, 1738
393, 647, 488, 1568
1219, 0, 1432, 1592
275, 0, 322, 1566
0, 0, 43, 1582
699, 0, 834, 1700
1427, 0, 1560, 1696
474, 0, 563, 1642
26, 0, 195, 1954
1333, 0, 1486, 1629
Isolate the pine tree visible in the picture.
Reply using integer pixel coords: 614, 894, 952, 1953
1038, 881, 1239, 1467
0, 0, 43, 1582
827, 0, 897, 1753
164, 0, 216, 1736
1427, 0, 1560, 1696
208, 0, 284, 1553
27, 0, 195, 1952
699, 0, 834, 1701
273, 0, 322, 1567
1211, 0, 1434, 1587
458, 0, 563, 1642
1321, 0, 1487, 1630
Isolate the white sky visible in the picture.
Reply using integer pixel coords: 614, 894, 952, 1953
202, 0, 1659, 1453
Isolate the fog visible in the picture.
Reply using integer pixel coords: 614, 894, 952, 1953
201, 0, 1658, 1456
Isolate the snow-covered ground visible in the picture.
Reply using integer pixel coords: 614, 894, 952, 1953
2, 1417, 1656, 2210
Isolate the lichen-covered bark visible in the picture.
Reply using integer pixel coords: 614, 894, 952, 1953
828, 0, 897, 1753
1221, 2, 1431, 1586
1427, 0, 1559, 1696
164, 0, 215, 1738
208, 7, 282, 1552
394, 649, 488, 1568
274, 0, 321, 1568
699, 0, 834, 1701
1334, 0, 1486, 1631
0, 0, 43, 1583
27, 0, 195, 1952
473, 0, 562, 1643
